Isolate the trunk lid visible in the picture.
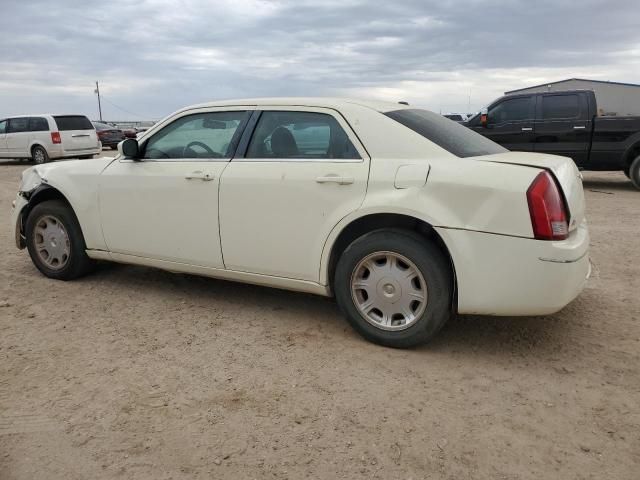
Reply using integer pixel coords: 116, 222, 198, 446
480, 152, 586, 232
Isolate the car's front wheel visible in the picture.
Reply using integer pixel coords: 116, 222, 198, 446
334, 229, 453, 348
25, 200, 95, 280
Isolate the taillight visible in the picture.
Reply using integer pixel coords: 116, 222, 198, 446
51, 132, 62, 144
526, 171, 569, 241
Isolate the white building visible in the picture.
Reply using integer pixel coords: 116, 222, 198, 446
505, 78, 640, 116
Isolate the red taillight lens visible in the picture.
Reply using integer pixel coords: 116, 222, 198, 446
526, 171, 569, 241
51, 132, 61, 144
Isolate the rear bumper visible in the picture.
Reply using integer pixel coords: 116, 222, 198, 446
437, 222, 590, 316
48, 145, 101, 159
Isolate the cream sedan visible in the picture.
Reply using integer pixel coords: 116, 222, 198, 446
11, 98, 590, 347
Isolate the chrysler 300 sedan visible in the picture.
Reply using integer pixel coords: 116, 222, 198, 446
10, 98, 590, 347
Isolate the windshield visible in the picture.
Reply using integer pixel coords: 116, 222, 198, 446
385, 108, 507, 158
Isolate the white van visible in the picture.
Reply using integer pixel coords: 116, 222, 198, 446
0, 115, 101, 164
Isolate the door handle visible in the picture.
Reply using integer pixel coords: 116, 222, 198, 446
316, 175, 354, 185
573, 126, 586, 129
521, 127, 533, 131
185, 171, 214, 181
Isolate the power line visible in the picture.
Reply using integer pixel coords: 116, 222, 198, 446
99, 94, 147, 119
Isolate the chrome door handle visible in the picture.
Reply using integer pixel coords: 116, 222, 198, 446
185, 171, 214, 181
316, 175, 354, 185
573, 126, 586, 129
521, 127, 533, 131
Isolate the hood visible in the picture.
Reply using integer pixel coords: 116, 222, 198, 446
20, 156, 116, 192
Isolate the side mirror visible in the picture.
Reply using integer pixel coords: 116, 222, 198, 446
118, 138, 140, 159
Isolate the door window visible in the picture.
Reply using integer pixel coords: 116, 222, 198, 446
143, 111, 248, 160
0, 120, 6, 134
245, 111, 360, 159
7, 118, 30, 133
488, 97, 534, 124
29, 117, 49, 132
541, 94, 580, 120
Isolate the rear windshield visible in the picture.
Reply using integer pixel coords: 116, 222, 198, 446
385, 109, 507, 158
92, 122, 114, 131
53, 115, 94, 131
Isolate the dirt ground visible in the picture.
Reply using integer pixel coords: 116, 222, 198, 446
0, 158, 638, 479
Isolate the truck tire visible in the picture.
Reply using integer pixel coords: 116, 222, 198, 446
630, 155, 640, 190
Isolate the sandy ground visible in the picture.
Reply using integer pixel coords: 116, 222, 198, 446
0, 158, 638, 479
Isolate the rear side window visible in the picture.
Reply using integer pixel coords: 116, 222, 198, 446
29, 117, 49, 132
0, 120, 6, 134
488, 97, 535, 124
54, 115, 94, 131
7, 118, 30, 133
541, 94, 580, 119
385, 109, 507, 158
246, 111, 360, 159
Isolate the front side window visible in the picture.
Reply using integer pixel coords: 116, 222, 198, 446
541, 94, 580, 120
29, 117, 49, 132
0, 120, 6, 134
143, 111, 248, 160
245, 111, 360, 159
8, 118, 29, 133
488, 97, 534, 124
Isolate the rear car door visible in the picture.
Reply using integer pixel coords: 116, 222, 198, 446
480, 96, 536, 151
6, 117, 31, 156
0, 120, 7, 156
53, 116, 100, 153
218, 107, 369, 281
533, 93, 591, 166
98, 108, 251, 268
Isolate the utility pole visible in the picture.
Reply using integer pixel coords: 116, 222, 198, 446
94, 81, 103, 121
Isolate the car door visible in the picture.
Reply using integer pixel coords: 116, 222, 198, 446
0, 120, 7, 156
6, 117, 31, 157
472, 96, 536, 151
218, 107, 369, 282
98, 107, 252, 268
533, 93, 591, 166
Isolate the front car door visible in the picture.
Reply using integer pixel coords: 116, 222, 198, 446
534, 92, 591, 166
218, 107, 369, 281
471, 95, 536, 151
98, 107, 252, 269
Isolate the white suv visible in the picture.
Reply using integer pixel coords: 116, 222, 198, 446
0, 115, 101, 164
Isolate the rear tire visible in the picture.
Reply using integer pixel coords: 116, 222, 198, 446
25, 200, 95, 280
629, 155, 640, 190
334, 229, 452, 348
31, 145, 49, 164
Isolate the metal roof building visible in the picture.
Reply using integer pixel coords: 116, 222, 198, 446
505, 78, 640, 116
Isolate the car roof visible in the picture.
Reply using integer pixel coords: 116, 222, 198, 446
182, 97, 413, 114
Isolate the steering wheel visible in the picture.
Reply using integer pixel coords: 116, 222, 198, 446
184, 141, 219, 158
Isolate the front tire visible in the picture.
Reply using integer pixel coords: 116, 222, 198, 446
629, 155, 640, 189
25, 200, 95, 280
31, 145, 49, 164
334, 229, 453, 348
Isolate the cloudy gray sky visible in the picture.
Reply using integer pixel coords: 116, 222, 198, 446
1, 0, 638, 120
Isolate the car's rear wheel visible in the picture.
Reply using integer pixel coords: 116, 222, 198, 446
334, 229, 452, 348
629, 155, 640, 189
25, 200, 95, 280
31, 145, 49, 164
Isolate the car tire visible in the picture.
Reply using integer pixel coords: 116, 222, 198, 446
25, 200, 95, 280
334, 229, 453, 348
31, 145, 49, 164
629, 155, 640, 189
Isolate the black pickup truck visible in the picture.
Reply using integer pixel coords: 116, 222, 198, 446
464, 90, 640, 189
